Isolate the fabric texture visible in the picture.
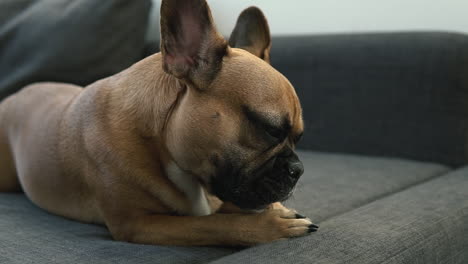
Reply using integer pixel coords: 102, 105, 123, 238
285, 151, 449, 222
0, 193, 238, 264
269, 32, 468, 167
0, 151, 450, 264
0, 0, 151, 101
211, 166, 468, 264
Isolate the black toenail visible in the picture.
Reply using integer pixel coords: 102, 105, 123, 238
295, 213, 306, 219
308, 224, 318, 233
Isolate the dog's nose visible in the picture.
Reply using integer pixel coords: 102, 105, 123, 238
287, 161, 304, 179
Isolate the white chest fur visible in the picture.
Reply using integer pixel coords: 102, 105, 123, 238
166, 162, 211, 216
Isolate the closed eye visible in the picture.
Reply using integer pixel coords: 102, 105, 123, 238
264, 123, 288, 143
293, 132, 303, 144
243, 106, 291, 145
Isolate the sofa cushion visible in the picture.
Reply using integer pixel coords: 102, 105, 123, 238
285, 151, 449, 222
211, 166, 468, 264
0, 151, 450, 264
0, 0, 151, 101
0, 193, 237, 264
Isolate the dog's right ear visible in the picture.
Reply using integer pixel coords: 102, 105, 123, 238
160, 0, 227, 88
229, 6, 271, 63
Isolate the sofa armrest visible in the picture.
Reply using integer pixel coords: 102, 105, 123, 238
270, 32, 468, 166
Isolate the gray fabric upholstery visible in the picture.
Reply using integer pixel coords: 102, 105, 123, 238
0, 0, 151, 101
286, 151, 449, 222
0, 151, 450, 263
269, 32, 468, 167
0, 193, 237, 264
211, 166, 468, 264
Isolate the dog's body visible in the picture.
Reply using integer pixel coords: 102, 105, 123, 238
0, 1, 316, 246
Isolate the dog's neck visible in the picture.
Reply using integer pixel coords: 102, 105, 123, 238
104, 53, 185, 139
95, 53, 213, 215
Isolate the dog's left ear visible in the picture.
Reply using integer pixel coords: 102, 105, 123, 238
229, 6, 271, 63
160, 0, 227, 88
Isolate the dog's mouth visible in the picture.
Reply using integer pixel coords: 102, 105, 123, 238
212, 174, 296, 210
241, 177, 296, 209
211, 153, 301, 210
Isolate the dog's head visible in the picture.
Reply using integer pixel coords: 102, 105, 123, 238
162, 0, 304, 210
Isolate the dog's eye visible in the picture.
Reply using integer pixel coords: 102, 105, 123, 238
293, 132, 303, 144
243, 106, 289, 145
265, 125, 287, 143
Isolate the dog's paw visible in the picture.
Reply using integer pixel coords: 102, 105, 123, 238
268, 203, 316, 227
249, 206, 318, 244
280, 210, 318, 233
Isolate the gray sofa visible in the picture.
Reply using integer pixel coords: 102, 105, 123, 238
1, 32, 468, 264
1, 2, 468, 263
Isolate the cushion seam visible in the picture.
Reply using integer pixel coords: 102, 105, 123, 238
316, 167, 452, 223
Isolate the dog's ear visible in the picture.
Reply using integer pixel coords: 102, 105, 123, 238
229, 6, 271, 63
160, 0, 227, 88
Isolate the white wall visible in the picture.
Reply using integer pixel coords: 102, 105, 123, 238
147, 0, 468, 42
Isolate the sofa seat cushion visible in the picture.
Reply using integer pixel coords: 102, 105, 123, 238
0, 194, 237, 264
0, 151, 450, 264
210, 166, 468, 264
285, 151, 449, 222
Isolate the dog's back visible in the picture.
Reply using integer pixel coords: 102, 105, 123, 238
0, 83, 81, 194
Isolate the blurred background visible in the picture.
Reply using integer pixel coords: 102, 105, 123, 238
146, 0, 468, 42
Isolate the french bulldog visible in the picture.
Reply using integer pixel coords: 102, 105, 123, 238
0, 0, 317, 246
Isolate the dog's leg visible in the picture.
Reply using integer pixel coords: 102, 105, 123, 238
218, 201, 317, 234
107, 207, 315, 246
269, 202, 304, 218
219, 201, 311, 220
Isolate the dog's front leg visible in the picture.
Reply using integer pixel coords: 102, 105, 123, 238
106, 208, 315, 246
219, 202, 310, 219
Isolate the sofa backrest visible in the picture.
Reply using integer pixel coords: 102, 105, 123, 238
270, 32, 468, 167
0, 0, 151, 101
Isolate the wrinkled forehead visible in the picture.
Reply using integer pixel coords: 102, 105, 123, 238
213, 49, 297, 107
209, 48, 303, 131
